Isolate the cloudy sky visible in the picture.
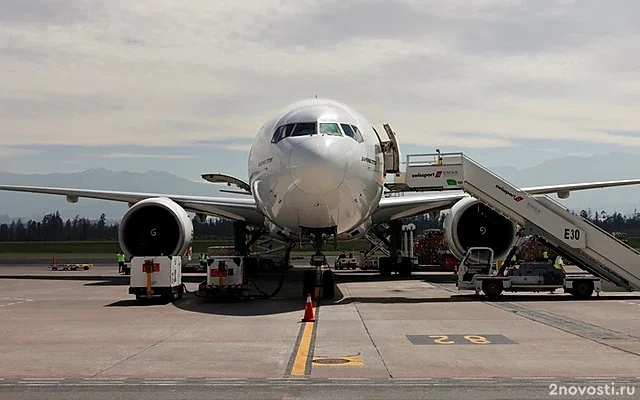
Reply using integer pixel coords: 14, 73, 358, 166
2, 0, 640, 181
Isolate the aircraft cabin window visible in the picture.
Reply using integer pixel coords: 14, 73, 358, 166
319, 123, 341, 136
290, 122, 317, 137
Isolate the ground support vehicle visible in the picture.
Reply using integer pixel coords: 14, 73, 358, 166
49, 263, 93, 271
128, 256, 183, 302
456, 247, 602, 300
197, 256, 250, 300
334, 252, 358, 270
399, 152, 639, 294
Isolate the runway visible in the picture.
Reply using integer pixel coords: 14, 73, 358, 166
1, 262, 639, 399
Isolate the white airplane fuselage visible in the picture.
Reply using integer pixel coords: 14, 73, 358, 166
248, 99, 386, 240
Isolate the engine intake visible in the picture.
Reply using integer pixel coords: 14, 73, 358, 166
118, 197, 194, 257
443, 197, 517, 260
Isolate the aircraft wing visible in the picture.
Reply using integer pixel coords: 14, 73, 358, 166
373, 178, 640, 223
0, 185, 264, 225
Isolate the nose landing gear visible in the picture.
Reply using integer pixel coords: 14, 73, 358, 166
301, 228, 337, 300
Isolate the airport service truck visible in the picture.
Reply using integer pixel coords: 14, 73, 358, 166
334, 252, 358, 270
198, 256, 250, 299
128, 256, 184, 302
456, 247, 601, 300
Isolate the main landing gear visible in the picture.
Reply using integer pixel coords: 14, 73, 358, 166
301, 229, 336, 300
368, 220, 413, 278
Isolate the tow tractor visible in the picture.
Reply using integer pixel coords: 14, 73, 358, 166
456, 246, 601, 300
49, 263, 93, 271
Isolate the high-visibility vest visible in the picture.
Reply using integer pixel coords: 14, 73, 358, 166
117, 254, 125, 262
542, 251, 549, 259
554, 256, 564, 270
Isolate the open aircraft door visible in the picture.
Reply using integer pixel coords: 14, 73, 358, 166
373, 123, 400, 175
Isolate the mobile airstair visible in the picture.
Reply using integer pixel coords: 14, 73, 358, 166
400, 152, 640, 292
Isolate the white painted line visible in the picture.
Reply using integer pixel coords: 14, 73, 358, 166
394, 378, 433, 380
142, 383, 177, 386
143, 377, 185, 381
21, 378, 63, 381
517, 377, 557, 380
330, 377, 374, 380
84, 377, 125, 380
22, 384, 55, 386
205, 378, 245, 381
451, 377, 491, 380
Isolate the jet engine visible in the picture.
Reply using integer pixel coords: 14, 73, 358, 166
443, 197, 517, 260
118, 197, 194, 257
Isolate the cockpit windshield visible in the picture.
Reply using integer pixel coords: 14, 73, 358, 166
291, 122, 316, 137
319, 123, 341, 135
271, 121, 364, 143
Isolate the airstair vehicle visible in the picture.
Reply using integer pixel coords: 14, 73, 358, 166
398, 152, 640, 294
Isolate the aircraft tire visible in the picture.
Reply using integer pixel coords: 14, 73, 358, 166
399, 257, 412, 277
303, 270, 315, 300
379, 257, 392, 277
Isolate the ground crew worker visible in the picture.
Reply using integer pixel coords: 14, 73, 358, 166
200, 252, 207, 269
117, 252, 125, 273
554, 256, 565, 272
542, 250, 549, 261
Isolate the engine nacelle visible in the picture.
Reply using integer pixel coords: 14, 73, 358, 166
118, 197, 194, 257
443, 197, 517, 261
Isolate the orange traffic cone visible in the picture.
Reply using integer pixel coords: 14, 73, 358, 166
301, 293, 315, 322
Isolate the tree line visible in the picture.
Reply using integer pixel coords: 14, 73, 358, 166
0, 208, 639, 242
0, 212, 234, 242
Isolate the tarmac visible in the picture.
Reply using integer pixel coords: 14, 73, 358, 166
1, 260, 639, 398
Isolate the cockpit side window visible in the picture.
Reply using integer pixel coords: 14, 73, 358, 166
290, 122, 317, 137
340, 123, 355, 139
271, 125, 283, 143
319, 122, 341, 136
271, 123, 294, 143
340, 123, 364, 143
350, 125, 364, 143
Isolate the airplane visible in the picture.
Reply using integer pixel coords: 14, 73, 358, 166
3, 98, 640, 299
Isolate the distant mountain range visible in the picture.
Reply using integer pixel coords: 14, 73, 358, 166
1, 152, 640, 222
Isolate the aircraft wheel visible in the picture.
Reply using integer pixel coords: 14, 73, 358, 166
399, 257, 412, 277
379, 257, 391, 277
302, 270, 316, 300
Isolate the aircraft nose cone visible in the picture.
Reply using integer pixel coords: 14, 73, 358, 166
289, 136, 347, 195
